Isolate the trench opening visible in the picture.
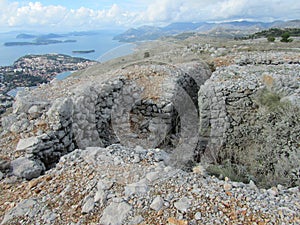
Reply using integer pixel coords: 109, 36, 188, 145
91, 72, 204, 155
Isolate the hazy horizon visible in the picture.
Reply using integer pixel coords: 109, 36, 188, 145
1, 0, 299, 33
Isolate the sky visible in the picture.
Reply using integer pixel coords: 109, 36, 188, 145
0, 0, 299, 32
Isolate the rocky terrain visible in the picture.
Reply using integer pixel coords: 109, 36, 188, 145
0, 36, 299, 224
1, 145, 299, 224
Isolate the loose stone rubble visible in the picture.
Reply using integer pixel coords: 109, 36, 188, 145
0, 145, 299, 224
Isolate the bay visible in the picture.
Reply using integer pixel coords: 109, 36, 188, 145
0, 30, 134, 66
55, 71, 73, 80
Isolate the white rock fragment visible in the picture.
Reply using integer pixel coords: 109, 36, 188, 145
150, 196, 164, 211
97, 179, 114, 190
100, 201, 132, 225
94, 189, 107, 206
146, 171, 160, 182
194, 212, 202, 220
174, 197, 191, 213
125, 179, 149, 196
248, 180, 258, 191
81, 197, 95, 214
1, 199, 38, 225
16, 137, 39, 151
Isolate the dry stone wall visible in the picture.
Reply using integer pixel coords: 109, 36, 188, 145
1, 60, 211, 179
198, 59, 300, 186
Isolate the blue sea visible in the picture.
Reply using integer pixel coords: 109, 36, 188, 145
0, 30, 135, 66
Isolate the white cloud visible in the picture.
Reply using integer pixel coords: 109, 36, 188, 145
0, 0, 299, 31
141, 0, 300, 23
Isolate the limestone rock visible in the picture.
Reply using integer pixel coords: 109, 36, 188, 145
97, 179, 114, 190
94, 189, 107, 206
174, 197, 191, 213
125, 179, 149, 196
41, 210, 57, 224
146, 171, 160, 182
28, 105, 41, 119
1, 199, 38, 225
13, 95, 33, 114
81, 197, 95, 214
150, 196, 164, 211
16, 136, 40, 151
248, 180, 258, 191
11, 157, 45, 180
194, 212, 202, 220
100, 201, 132, 225
1, 114, 17, 130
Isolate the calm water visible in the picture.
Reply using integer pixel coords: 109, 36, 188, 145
55, 71, 73, 80
0, 30, 134, 66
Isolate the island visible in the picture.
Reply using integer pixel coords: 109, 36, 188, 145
4, 39, 76, 46
72, 50, 95, 54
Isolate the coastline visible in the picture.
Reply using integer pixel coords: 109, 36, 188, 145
0, 32, 128, 66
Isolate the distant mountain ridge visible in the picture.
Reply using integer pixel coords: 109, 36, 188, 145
114, 20, 300, 42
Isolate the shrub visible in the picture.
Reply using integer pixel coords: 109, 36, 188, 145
144, 51, 150, 58
206, 161, 250, 183
267, 36, 275, 42
281, 32, 293, 42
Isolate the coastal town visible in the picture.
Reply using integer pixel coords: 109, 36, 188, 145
0, 53, 97, 115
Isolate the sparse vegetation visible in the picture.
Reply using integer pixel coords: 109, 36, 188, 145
256, 88, 283, 110
213, 89, 300, 188
206, 161, 249, 183
281, 32, 293, 42
247, 28, 300, 39
144, 51, 150, 58
267, 36, 275, 42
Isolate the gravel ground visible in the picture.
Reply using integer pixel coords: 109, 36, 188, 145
0, 145, 299, 224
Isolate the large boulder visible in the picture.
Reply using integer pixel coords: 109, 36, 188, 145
11, 157, 45, 180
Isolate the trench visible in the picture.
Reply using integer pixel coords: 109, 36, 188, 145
30, 62, 212, 172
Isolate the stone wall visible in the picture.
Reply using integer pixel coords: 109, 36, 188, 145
2, 60, 211, 179
198, 62, 300, 186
